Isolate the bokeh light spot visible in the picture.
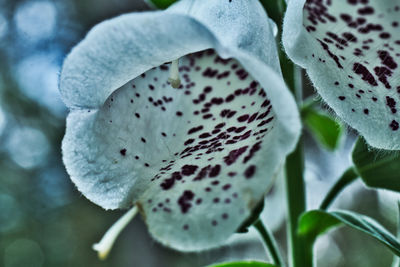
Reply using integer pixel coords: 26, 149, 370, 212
6, 126, 50, 169
14, 1, 57, 41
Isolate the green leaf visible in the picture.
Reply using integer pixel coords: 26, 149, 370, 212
299, 210, 400, 257
302, 107, 343, 150
392, 202, 400, 266
207, 261, 278, 267
145, 0, 177, 9
352, 137, 400, 192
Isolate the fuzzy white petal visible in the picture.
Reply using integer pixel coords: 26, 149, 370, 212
283, 0, 400, 149
61, 0, 300, 251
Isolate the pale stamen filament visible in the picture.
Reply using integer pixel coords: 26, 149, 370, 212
168, 59, 181, 88
92, 205, 138, 260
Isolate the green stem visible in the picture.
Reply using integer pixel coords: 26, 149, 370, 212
260, 0, 286, 31
285, 138, 311, 267
261, 1, 308, 266
254, 220, 285, 267
260, 0, 297, 93
279, 18, 309, 267
319, 167, 358, 210
279, 13, 307, 264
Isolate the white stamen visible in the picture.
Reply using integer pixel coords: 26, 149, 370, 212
168, 59, 181, 88
92, 205, 138, 260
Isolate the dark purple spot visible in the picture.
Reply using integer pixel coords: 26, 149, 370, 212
177, 190, 195, 214
227, 111, 237, 118
188, 126, 204, 134
378, 50, 397, 70
217, 71, 230, 79
160, 178, 174, 190
248, 113, 258, 123
379, 32, 391, 39
390, 120, 399, 131
317, 40, 343, 69
203, 86, 212, 93
209, 164, 221, 177
211, 181, 219, 185
203, 67, 218, 78
358, 6, 374, 15
225, 94, 235, 102
222, 184, 231, 190
236, 69, 249, 80
386, 96, 397, 113
211, 97, 224, 105
184, 139, 195, 145
244, 165, 256, 179
215, 122, 225, 129
181, 165, 198, 176
160, 171, 183, 190
224, 146, 248, 165
353, 63, 378, 86
243, 141, 262, 163
374, 66, 392, 89
194, 165, 211, 181
199, 132, 211, 138
235, 126, 247, 133
227, 127, 237, 132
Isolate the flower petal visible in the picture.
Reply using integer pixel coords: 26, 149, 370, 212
283, 0, 400, 150
59, 12, 213, 109
61, 0, 300, 251
135, 51, 281, 251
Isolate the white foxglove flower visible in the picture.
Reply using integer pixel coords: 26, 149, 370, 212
283, 0, 400, 150
60, 0, 300, 252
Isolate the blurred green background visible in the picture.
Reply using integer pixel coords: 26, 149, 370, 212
0, 0, 398, 266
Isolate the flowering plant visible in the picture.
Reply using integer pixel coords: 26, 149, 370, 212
60, 0, 400, 266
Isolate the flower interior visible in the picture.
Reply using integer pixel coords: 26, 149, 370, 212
74, 49, 278, 250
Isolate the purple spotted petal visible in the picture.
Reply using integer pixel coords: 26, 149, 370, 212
61, 0, 300, 251
283, 0, 400, 149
